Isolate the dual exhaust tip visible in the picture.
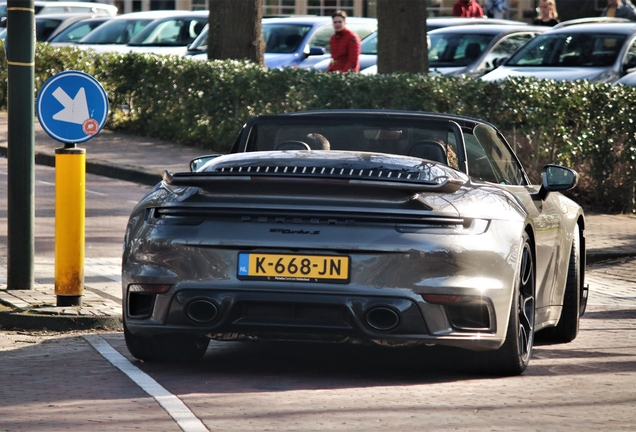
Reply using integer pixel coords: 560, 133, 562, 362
186, 299, 219, 323
186, 299, 401, 332
365, 306, 400, 331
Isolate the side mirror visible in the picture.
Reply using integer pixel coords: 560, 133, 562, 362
190, 154, 222, 172
623, 57, 636, 74
493, 56, 508, 68
534, 164, 578, 200
307, 46, 326, 56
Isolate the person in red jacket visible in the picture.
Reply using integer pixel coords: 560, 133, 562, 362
326, 10, 361, 73
452, 0, 485, 17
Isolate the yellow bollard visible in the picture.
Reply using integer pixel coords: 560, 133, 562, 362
55, 147, 86, 307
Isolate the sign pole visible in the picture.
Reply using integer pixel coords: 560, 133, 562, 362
36, 71, 108, 306
6, 0, 35, 290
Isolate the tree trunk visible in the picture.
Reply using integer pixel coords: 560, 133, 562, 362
207, 0, 265, 66
376, 0, 428, 74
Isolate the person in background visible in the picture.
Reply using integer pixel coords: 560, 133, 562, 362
601, 0, 636, 20
326, 10, 361, 73
533, 0, 560, 26
451, 0, 484, 17
485, 0, 509, 19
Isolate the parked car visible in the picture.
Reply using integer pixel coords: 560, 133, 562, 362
122, 109, 586, 376
482, 22, 636, 83
185, 16, 377, 69
72, 10, 181, 53
426, 24, 546, 77
0, 0, 117, 27
123, 11, 208, 55
48, 16, 111, 45
331, 19, 533, 75
35, 13, 97, 42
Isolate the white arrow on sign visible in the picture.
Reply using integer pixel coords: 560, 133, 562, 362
51, 86, 90, 125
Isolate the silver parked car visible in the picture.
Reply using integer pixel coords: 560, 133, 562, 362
122, 110, 586, 376
482, 22, 636, 83
427, 24, 546, 77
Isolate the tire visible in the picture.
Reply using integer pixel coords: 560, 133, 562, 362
483, 232, 535, 376
538, 228, 581, 343
124, 321, 210, 362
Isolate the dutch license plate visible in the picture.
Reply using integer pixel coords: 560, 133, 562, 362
237, 253, 350, 283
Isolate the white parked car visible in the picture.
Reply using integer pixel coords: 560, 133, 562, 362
71, 10, 182, 53
482, 23, 636, 84
124, 11, 208, 56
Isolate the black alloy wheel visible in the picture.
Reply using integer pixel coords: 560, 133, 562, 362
483, 232, 535, 376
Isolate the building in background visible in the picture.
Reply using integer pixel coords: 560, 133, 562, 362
107, 0, 608, 23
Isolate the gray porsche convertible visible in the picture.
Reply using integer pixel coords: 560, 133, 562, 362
122, 110, 586, 376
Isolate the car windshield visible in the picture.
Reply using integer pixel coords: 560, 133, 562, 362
79, 18, 154, 44
188, 26, 208, 51
128, 17, 207, 46
506, 32, 626, 67
49, 19, 108, 43
361, 32, 377, 55
263, 24, 312, 53
36, 18, 64, 41
428, 33, 496, 67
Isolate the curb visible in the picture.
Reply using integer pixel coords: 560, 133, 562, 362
586, 251, 636, 265
0, 308, 122, 332
0, 144, 161, 187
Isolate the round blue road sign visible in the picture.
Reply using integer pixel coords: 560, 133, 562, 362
36, 70, 109, 144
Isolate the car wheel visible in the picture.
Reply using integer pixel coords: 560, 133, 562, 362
538, 228, 581, 343
483, 233, 535, 376
124, 321, 210, 362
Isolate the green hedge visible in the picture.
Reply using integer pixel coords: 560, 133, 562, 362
1, 43, 634, 213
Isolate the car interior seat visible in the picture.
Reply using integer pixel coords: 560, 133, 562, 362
464, 42, 482, 61
276, 140, 311, 150
407, 140, 448, 164
304, 133, 330, 150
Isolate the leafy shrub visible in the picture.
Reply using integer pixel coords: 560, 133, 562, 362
0, 43, 634, 213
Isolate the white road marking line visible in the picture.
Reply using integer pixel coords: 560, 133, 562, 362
36, 180, 55, 186
84, 335, 208, 432
86, 189, 108, 196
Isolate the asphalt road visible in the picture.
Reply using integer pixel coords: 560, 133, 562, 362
1, 302, 635, 431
